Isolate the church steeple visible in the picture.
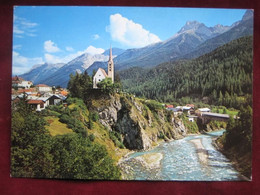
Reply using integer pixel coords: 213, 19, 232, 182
109, 45, 113, 61
107, 46, 114, 83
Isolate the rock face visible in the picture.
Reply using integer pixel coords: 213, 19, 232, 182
88, 92, 188, 151
97, 95, 122, 129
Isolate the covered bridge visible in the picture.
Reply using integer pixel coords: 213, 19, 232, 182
200, 112, 230, 124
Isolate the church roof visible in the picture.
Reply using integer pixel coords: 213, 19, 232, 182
97, 68, 108, 77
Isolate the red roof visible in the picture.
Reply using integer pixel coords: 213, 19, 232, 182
186, 104, 195, 108
60, 90, 68, 96
27, 100, 44, 104
165, 105, 174, 108
17, 88, 35, 93
36, 84, 50, 87
12, 76, 24, 81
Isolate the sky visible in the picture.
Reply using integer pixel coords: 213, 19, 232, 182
12, 6, 247, 75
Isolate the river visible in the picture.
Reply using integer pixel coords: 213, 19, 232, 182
119, 130, 245, 181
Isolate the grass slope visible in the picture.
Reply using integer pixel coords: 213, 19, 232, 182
45, 116, 74, 136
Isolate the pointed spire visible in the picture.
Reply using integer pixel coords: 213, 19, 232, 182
109, 45, 112, 61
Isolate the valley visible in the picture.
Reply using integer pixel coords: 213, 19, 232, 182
11, 9, 253, 181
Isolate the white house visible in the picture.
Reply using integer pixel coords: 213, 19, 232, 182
12, 76, 33, 89
36, 84, 52, 92
27, 99, 45, 111
27, 96, 49, 108
19, 81, 33, 89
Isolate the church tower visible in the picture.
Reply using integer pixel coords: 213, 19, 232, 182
107, 46, 114, 83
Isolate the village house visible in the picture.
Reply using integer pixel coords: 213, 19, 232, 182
17, 88, 37, 96
59, 89, 69, 96
186, 104, 195, 109
93, 47, 114, 88
36, 84, 52, 93
11, 78, 68, 111
27, 99, 45, 111
24, 94, 65, 111
165, 104, 174, 109
47, 94, 63, 106
175, 106, 193, 114
12, 76, 33, 89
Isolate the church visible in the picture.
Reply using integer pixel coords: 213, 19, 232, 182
93, 47, 114, 88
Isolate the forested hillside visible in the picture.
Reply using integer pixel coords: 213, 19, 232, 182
119, 36, 253, 108
11, 98, 122, 179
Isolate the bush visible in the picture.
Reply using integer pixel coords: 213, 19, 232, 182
142, 105, 150, 119
88, 134, 95, 142
145, 100, 163, 111
88, 118, 94, 129
90, 111, 99, 122
208, 120, 227, 130
109, 131, 125, 149
158, 131, 165, 139
59, 114, 72, 124
49, 105, 63, 113
181, 115, 199, 134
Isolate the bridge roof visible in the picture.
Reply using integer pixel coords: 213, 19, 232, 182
201, 112, 230, 118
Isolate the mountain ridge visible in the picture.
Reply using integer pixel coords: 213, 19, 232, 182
20, 10, 253, 88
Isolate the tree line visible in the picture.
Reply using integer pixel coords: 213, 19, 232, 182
67, 71, 122, 100
119, 36, 253, 109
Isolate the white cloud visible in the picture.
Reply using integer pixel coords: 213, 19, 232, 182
44, 40, 61, 53
20, 20, 38, 28
44, 52, 79, 64
13, 45, 22, 50
84, 45, 104, 55
13, 26, 24, 34
13, 16, 38, 38
12, 44, 106, 74
92, 34, 100, 40
44, 53, 62, 64
107, 13, 161, 48
12, 51, 44, 75
44, 45, 105, 64
66, 46, 74, 52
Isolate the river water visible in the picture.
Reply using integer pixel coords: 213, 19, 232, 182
119, 130, 245, 181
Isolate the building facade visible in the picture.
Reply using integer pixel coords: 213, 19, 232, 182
93, 68, 108, 88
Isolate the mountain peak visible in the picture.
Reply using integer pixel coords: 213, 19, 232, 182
178, 21, 203, 33
186, 20, 201, 26
214, 24, 224, 28
242, 9, 254, 21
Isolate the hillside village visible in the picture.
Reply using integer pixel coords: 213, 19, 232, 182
11, 47, 231, 126
12, 76, 68, 111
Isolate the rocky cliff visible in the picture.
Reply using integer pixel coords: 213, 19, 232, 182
86, 92, 188, 151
